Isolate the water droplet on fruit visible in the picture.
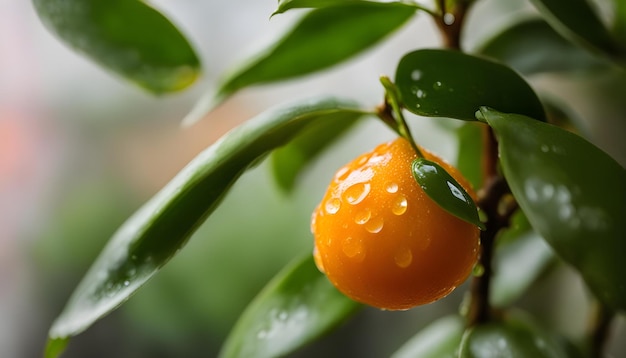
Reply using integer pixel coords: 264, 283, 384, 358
334, 166, 350, 180
392, 195, 408, 215
365, 216, 384, 233
395, 247, 413, 268
344, 183, 370, 205
354, 208, 371, 224
342, 236, 365, 261
357, 154, 370, 166
385, 182, 398, 193
325, 198, 341, 214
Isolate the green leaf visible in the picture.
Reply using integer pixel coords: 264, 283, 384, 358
219, 255, 360, 358
395, 49, 546, 121
455, 122, 483, 190
271, 111, 364, 191
391, 315, 464, 358
459, 312, 576, 358
47, 96, 364, 347
412, 158, 485, 230
529, 0, 625, 59
216, 2, 417, 102
477, 17, 607, 75
32, 0, 200, 94
492, 226, 555, 307
479, 107, 626, 311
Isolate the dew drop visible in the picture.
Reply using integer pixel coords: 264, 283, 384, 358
123, 280, 130, 287
416, 89, 427, 99
433, 81, 444, 90
357, 154, 370, 166
443, 13, 455, 25
411, 70, 422, 81
344, 183, 371, 205
365, 216, 384, 233
278, 311, 288, 321
392, 195, 408, 215
257, 330, 268, 339
541, 144, 550, 153
342, 237, 365, 261
325, 198, 341, 214
395, 247, 413, 268
354, 208, 371, 224
385, 182, 399, 193
313, 246, 325, 273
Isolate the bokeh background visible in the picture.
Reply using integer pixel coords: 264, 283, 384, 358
2, 0, 625, 357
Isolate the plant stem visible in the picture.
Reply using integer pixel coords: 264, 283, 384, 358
434, 0, 473, 50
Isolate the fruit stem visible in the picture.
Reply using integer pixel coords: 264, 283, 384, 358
378, 76, 425, 158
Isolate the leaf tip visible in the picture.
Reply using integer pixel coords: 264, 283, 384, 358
181, 91, 226, 128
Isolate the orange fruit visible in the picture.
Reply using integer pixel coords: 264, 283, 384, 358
311, 137, 480, 310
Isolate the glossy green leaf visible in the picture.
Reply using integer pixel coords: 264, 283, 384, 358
33, 0, 200, 94
391, 315, 464, 358
477, 17, 607, 75
216, 2, 416, 102
459, 312, 575, 358
412, 158, 485, 230
455, 122, 483, 190
492, 227, 555, 307
529, 0, 625, 59
479, 107, 626, 311
45, 97, 364, 353
219, 255, 360, 358
395, 49, 546, 121
271, 111, 364, 191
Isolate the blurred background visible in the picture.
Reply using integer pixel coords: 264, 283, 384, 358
1, 0, 624, 357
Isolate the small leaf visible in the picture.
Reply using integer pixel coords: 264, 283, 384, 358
459, 311, 577, 358
47, 96, 363, 343
492, 226, 555, 307
455, 122, 483, 190
412, 158, 485, 230
32, 0, 200, 94
216, 2, 417, 103
395, 49, 545, 121
530, 0, 625, 60
391, 315, 464, 358
479, 107, 626, 311
219, 255, 360, 358
477, 17, 607, 75
271, 111, 364, 191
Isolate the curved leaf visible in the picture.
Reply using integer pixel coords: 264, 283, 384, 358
412, 158, 485, 230
391, 315, 464, 358
395, 49, 546, 121
529, 0, 625, 59
477, 17, 607, 75
219, 255, 360, 358
479, 107, 626, 311
33, 0, 200, 93
459, 312, 577, 358
46, 97, 364, 351
216, 2, 417, 102
272, 111, 365, 191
